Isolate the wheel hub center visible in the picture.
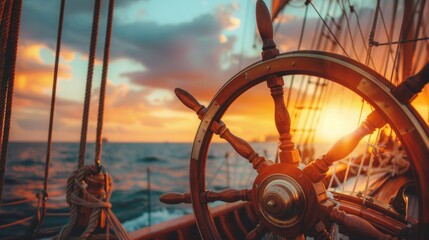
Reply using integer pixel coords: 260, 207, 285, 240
262, 184, 293, 217
257, 175, 306, 227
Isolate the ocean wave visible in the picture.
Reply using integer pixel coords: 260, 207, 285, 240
138, 156, 164, 162
123, 208, 193, 232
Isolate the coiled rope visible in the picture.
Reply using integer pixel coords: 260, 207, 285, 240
55, 166, 129, 240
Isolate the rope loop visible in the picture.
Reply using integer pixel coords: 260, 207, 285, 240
56, 165, 129, 240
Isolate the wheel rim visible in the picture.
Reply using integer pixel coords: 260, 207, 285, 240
189, 50, 429, 239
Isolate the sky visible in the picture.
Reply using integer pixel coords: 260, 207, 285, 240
9, 0, 429, 143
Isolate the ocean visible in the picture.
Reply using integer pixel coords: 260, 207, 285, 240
0, 141, 292, 238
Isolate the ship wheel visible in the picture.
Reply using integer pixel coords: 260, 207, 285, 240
161, 1, 429, 239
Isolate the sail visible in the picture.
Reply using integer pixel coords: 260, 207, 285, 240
272, 0, 290, 21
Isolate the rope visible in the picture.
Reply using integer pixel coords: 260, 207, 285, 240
78, 0, 101, 169
0, 197, 35, 207
411, 0, 426, 58
95, 0, 115, 168
346, 0, 376, 69
389, 0, 421, 84
0, 0, 21, 205
0, 0, 6, 26
285, 4, 308, 108
0, 216, 34, 230
32, 3, 67, 236
290, 0, 330, 138
377, 6, 395, 77
296, 7, 344, 145
339, 0, 360, 62
44, 0, 66, 196
308, 1, 349, 57
365, 0, 381, 67
0, 0, 13, 206
56, 165, 129, 240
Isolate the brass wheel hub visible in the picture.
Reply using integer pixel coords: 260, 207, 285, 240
258, 175, 305, 227
252, 164, 321, 237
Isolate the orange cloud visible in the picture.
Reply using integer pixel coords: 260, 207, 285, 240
14, 43, 72, 95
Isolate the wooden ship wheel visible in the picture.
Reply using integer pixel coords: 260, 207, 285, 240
161, 1, 429, 239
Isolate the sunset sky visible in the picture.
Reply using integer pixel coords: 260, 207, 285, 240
10, 0, 429, 143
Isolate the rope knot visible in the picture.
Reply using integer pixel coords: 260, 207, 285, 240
56, 165, 129, 240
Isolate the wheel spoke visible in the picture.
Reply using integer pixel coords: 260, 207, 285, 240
267, 76, 300, 165
202, 188, 251, 203
303, 62, 429, 183
246, 223, 267, 240
214, 122, 272, 172
175, 88, 273, 173
160, 189, 252, 205
159, 192, 191, 204
303, 110, 385, 182
256, 0, 300, 165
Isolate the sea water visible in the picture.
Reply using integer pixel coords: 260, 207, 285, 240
0, 141, 331, 237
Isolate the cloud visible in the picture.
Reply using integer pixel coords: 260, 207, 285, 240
111, 5, 246, 102
14, 43, 72, 98
14, 1, 425, 143
19, 1, 246, 102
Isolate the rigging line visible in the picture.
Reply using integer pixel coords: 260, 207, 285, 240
273, 7, 284, 37
373, 36, 429, 46
351, 133, 371, 194
296, 78, 324, 144
0, 216, 34, 230
0, 0, 13, 205
386, 0, 399, 80
365, 0, 380, 67
308, 1, 349, 57
412, 0, 426, 57
286, 4, 308, 108
0, 0, 13, 145
32, 0, 66, 236
78, 0, 101, 169
363, 128, 382, 197
304, 79, 327, 144
0, 0, 5, 27
0, 197, 34, 206
95, 0, 115, 168
377, 4, 395, 63
292, 0, 331, 138
299, 7, 341, 144
330, 8, 346, 52
377, 6, 394, 77
43, 0, 66, 198
412, 35, 427, 75
390, 0, 421, 84
307, 79, 330, 145
0, 0, 21, 205
341, 98, 365, 191
290, 0, 331, 134
207, 158, 227, 188
421, 16, 429, 61
389, 11, 406, 84
346, 0, 376, 69
304, 10, 346, 143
